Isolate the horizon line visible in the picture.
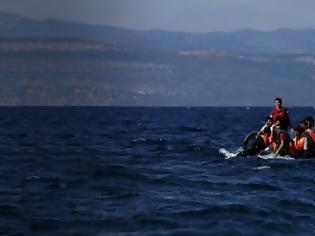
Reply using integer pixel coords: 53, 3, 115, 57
1, 10, 315, 35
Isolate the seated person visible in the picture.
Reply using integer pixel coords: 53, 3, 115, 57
289, 126, 307, 158
298, 119, 307, 131
238, 117, 273, 157
302, 116, 315, 158
256, 116, 273, 148
271, 119, 291, 156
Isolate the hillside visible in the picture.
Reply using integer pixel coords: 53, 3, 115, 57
1, 12, 315, 54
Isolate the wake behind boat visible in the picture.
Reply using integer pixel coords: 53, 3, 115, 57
219, 148, 294, 160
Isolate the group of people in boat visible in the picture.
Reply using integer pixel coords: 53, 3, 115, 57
239, 98, 315, 158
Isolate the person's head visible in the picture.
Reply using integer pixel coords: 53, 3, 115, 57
274, 119, 281, 129
304, 116, 314, 128
264, 116, 273, 127
274, 98, 282, 109
298, 120, 307, 131
293, 126, 304, 138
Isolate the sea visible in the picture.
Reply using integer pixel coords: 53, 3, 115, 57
0, 107, 314, 236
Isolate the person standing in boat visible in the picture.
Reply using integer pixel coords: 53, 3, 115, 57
270, 98, 291, 131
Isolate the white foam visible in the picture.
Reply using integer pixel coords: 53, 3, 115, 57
219, 148, 295, 160
257, 152, 275, 159
254, 166, 271, 170
258, 153, 294, 160
219, 148, 241, 159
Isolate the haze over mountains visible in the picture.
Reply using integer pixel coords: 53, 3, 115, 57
0, 11, 314, 106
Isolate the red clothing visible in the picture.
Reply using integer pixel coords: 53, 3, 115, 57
270, 107, 291, 129
305, 129, 315, 143
279, 132, 286, 142
305, 128, 315, 155
289, 137, 306, 158
271, 130, 289, 155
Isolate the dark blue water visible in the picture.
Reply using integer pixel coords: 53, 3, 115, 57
0, 107, 314, 236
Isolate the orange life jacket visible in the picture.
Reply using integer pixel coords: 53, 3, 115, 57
289, 136, 306, 157
305, 129, 315, 155
272, 142, 278, 151
293, 136, 306, 150
260, 133, 270, 147
305, 129, 315, 142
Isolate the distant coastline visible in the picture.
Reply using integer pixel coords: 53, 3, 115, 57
0, 12, 314, 106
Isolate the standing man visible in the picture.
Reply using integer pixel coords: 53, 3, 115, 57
270, 98, 291, 131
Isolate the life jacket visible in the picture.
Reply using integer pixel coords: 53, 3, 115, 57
305, 129, 315, 142
304, 129, 315, 155
260, 134, 270, 147
293, 136, 306, 150
289, 136, 306, 158
271, 130, 276, 150
262, 126, 272, 144
288, 140, 296, 157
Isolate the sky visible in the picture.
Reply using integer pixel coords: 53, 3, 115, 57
0, 0, 315, 32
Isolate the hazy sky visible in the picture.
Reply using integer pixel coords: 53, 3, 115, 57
1, 0, 315, 32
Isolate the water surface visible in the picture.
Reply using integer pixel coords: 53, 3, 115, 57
0, 107, 314, 236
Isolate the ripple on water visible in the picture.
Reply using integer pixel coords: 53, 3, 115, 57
0, 107, 314, 236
